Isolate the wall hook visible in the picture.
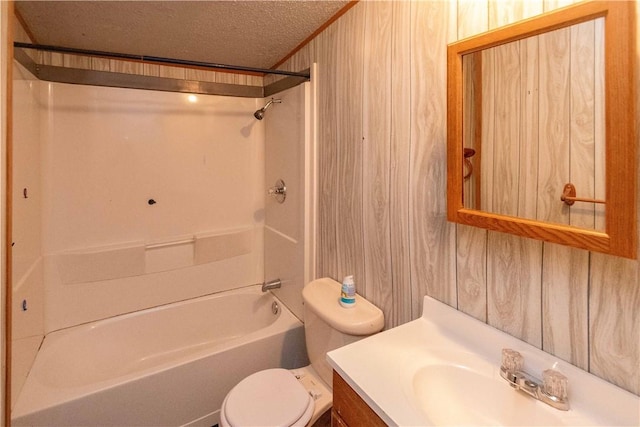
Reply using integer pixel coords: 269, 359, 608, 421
23, 188, 28, 198
463, 148, 476, 180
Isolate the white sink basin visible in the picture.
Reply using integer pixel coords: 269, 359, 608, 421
412, 365, 563, 426
327, 296, 640, 426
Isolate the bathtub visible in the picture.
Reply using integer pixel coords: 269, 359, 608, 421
12, 285, 309, 426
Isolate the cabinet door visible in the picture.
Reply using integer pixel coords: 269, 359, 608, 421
332, 371, 386, 427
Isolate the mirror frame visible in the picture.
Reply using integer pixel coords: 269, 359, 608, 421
447, 0, 636, 259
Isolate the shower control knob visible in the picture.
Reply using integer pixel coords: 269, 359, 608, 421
267, 179, 286, 203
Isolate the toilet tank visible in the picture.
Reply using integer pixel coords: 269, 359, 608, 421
302, 278, 384, 388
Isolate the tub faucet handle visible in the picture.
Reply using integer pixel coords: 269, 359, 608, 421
267, 179, 286, 203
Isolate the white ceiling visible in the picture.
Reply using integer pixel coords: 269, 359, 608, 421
16, 1, 351, 70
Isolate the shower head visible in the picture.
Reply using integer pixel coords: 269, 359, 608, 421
253, 98, 282, 120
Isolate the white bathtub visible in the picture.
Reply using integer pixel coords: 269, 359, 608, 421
12, 285, 308, 426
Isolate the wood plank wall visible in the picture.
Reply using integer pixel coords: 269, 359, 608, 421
269, 0, 640, 396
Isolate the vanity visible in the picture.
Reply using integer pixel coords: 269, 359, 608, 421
327, 295, 640, 426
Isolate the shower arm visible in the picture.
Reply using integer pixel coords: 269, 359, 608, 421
253, 98, 282, 120
260, 98, 281, 112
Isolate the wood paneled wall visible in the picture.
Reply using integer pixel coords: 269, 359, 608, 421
273, 0, 640, 396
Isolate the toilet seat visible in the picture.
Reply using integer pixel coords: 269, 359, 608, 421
221, 368, 314, 427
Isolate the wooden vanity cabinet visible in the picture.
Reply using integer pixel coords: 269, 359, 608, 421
331, 370, 386, 427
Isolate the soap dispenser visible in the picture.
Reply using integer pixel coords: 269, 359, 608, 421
340, 275, 356, 308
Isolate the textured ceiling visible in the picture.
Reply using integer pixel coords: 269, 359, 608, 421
16, 1, 351, 70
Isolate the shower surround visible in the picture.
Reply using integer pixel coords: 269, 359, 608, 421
39, 82, 266, 331
11, 43, 317, 423
11, 67, 268, 407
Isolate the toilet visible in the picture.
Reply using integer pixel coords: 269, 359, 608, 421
220, 277, 384, 427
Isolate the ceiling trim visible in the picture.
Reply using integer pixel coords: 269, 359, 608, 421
270, 0, 359, 70
14, 8, 36, 44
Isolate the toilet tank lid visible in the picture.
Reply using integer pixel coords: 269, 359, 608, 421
302, 277, 384, 335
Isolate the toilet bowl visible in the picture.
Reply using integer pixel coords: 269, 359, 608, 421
220, 277, 384, 427
220, 366, 331, 427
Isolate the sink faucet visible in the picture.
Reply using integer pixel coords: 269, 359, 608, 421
500, 348, 569, 411
261, 278, 282, 292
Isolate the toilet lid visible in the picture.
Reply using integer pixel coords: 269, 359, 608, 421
224, 368, 314, 427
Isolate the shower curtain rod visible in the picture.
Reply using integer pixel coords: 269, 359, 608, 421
13, 42, 311, 79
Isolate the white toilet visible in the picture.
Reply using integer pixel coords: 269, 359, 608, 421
220, 277, 384, 427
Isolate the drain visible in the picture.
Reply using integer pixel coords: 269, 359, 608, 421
271, 301, 280, 315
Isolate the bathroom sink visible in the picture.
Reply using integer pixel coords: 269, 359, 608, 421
327, 296, 640, 426
412, 364, 563, 426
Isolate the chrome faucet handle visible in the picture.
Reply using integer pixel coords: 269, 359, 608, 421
267, 179, 286, 203
499, 349, 571, 411
501, 348, 524, 372
542, 369, 569, 401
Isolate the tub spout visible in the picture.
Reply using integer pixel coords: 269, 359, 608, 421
261, 279, 281, 292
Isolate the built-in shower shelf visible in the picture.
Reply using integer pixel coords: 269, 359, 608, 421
55, 227, 255, 284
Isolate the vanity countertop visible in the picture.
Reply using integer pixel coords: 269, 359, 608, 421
327, 296, 640, 426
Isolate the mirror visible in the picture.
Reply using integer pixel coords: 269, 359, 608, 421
447, 0, 636, 259
461, 20, 605, 230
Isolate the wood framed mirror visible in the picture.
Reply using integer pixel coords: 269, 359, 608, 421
447, 0, 636, 259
